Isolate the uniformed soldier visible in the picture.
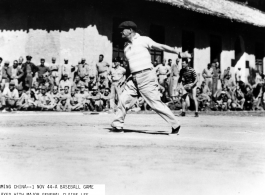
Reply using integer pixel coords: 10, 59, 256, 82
96, 54, 110, 88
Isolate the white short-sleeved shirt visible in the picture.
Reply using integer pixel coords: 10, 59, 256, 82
124, 33, 155, 73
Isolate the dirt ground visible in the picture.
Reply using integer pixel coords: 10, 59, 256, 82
0, 112, 265, 195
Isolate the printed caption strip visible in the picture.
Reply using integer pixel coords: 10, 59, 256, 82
0, 185, 105, 195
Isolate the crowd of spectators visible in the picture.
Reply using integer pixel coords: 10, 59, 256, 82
0, 54, 264, 113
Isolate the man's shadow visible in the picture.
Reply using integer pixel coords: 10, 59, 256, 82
104, 128, 168, 135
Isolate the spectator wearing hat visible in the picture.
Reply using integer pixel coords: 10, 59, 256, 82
59, 74, 71, 91
1, 61, 12, 90
11, 60, 23, 87
36, 58, 50, 85
49, 57, 61, 87
1, 81, 19, 112
108, 57, 126, 111
235, 67, 243, 84
96, 54, 110, 88
21, 55, 38, 90
37, 86, 54, 111
18, 56, 24, 69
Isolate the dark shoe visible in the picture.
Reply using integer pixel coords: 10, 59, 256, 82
170, 126, 181, 135
110, 126, 124, 133
195, 112, 199, 117
179, 112, 185, 117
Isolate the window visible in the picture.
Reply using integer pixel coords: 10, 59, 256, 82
182, 30, 194, 67
255, 42, 264, 74
150, 24, 165, 64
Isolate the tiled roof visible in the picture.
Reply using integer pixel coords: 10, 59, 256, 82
149, 0, 265, 27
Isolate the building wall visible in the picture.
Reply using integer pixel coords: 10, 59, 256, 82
0, 0, 264, 86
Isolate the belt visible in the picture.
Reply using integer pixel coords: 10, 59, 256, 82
132, 68, 152, 75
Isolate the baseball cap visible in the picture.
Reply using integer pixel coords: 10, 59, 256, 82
118, 21, 137, 30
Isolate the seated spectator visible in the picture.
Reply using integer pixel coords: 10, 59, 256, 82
252, 83, 263, 110
1, 81, 19, 112
231, 85, 245, 110
37, 86, 54, 111
196, 87, 211, 111
200, 81, 211, 96
213, 91, 232, 111
244, 85, 253, 110
25, 90, 39, 111
72, 75, 86, 91
16, 85, 28, 110
100, 88, 111, 110
87, 87, 102, 112
50, 86, 61, 110
70, 88, 83, 111
56, 86, 71, 112
59, 74, 71, 91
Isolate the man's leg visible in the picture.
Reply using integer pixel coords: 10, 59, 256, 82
137, 71, 180, 130
190, 87, 199, 115
111, 80, 138, 129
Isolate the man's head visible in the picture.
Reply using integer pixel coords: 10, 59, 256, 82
182, 58, 189, 69
75, 87, 80, 94
81, 58, 86, 64
64, 59, 68, 64
227, 66, 230, 71
40, 58, 45, 65
17, 85, 24, 96
53, 86, 58, 94
168, 59, 172, 66
176, 57, 180, 65
19, 56, 23, 64
13, 60, 18, 68
75, 75, 80, 82
104, 88, 110, 96
99, 54, 104, 62
71, 88, 75, 96
207, 63, 212, 69
89, 75, 95, 82
0, 57, 2, 64
52, 57, 56, 64
119, 21, 137, 40
201, 81, 206, 87
80, 84, 85, 92
92, 87, 98, 95
26, 55, 32, 62
64, 86, 69, 94
113, 57, 121, 68
9, 81, 15, 91
40, 86, 47, 95
4, 61, 10, 67
63, 74, 68, 81
238, 67, 241, 71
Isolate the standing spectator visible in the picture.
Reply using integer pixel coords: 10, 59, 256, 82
222, 66, 233, 88
178, 57, 199, 117
11, 60, 23, 87
235, 67, 243, 83
36, 58, 50, 85
18, 56, 24, 69
156, 59, 171, 86
168, 57, 180, 99
0, 57, 3, 82
1, 81, 19, 112
49, 57, 61, 87
77, 58, 90, 84
21, 56, 38, 90
108, 58, 126, 111
1, 61, 12, 90
202, 63, 213, 90
88, 75, 97, 91
61, 59, 75, 83
96, 54, 110, 88
212, 60, 221, 95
